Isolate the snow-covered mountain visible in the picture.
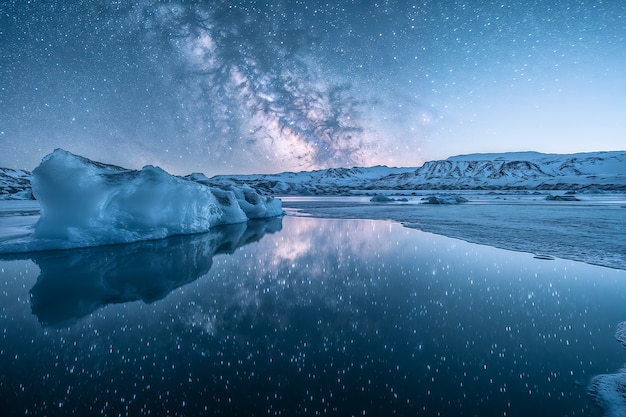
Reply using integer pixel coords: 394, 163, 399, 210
197, 166, 416, 195
208, 151, 626, 194
1, 151, 625, 199
374, 151, 626, 191
0, 168, 33, 199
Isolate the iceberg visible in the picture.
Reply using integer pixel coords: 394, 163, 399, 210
186, 172, 282, 219
588, 322, 626, 417
0, 149, 282, 252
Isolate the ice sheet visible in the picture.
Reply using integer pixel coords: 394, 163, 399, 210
282, 194, 626, 270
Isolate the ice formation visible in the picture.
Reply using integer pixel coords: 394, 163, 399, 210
1, 149, 282, 252
421, 195, 469, 205
588, 322, 626, 417
617, 322, 626, 349
369, 194, 408, 203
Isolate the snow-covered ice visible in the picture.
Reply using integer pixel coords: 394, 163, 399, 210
0, 149, 624, 269
281, 193, 626, 270
617, 322, 626, 350
369, 194, 408, 203
421, 195, 468, 204
588, 322, 626, 417
0, 149, 282, 252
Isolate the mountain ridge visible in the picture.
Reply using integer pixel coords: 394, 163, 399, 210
207, 151, 626, 194
1, 151, 625, 199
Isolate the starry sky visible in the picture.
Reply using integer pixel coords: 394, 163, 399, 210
1, 0, 625, 175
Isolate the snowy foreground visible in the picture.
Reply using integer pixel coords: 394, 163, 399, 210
0, 149, 282, 252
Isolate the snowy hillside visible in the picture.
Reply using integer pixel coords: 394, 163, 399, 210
1, 151, 625, 199
196, 166, 416, 195
377, 151, 626, 191
0, 168, 32, 199
211, 151, 626, 194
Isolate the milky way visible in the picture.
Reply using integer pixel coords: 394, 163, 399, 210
1, 0, 625, 174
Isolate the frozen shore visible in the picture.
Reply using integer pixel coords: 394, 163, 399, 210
281, 194, 626, 271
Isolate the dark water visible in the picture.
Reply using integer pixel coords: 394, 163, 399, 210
1, 215, 625, 416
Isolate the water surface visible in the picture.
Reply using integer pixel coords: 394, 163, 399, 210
1, 215, 625, 416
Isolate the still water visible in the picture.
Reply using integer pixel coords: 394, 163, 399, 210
1, 215, 625, 416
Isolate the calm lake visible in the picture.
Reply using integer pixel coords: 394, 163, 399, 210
1, 215, 625, 416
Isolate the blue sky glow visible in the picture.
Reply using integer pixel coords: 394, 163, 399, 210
1, 0, 624, 174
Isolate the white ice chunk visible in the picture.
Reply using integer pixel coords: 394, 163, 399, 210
218, 184, 284, 219
185, 173, 283, 219
0, 149, 281, 251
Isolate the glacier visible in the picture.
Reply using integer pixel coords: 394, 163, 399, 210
0, 149, 282, 252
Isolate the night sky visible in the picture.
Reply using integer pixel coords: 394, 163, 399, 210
1, 0, 625, 175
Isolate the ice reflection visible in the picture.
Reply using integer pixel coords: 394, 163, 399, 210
2, 218, 282, 327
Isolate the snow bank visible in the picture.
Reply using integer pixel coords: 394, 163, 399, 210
0, 149, 282, 252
